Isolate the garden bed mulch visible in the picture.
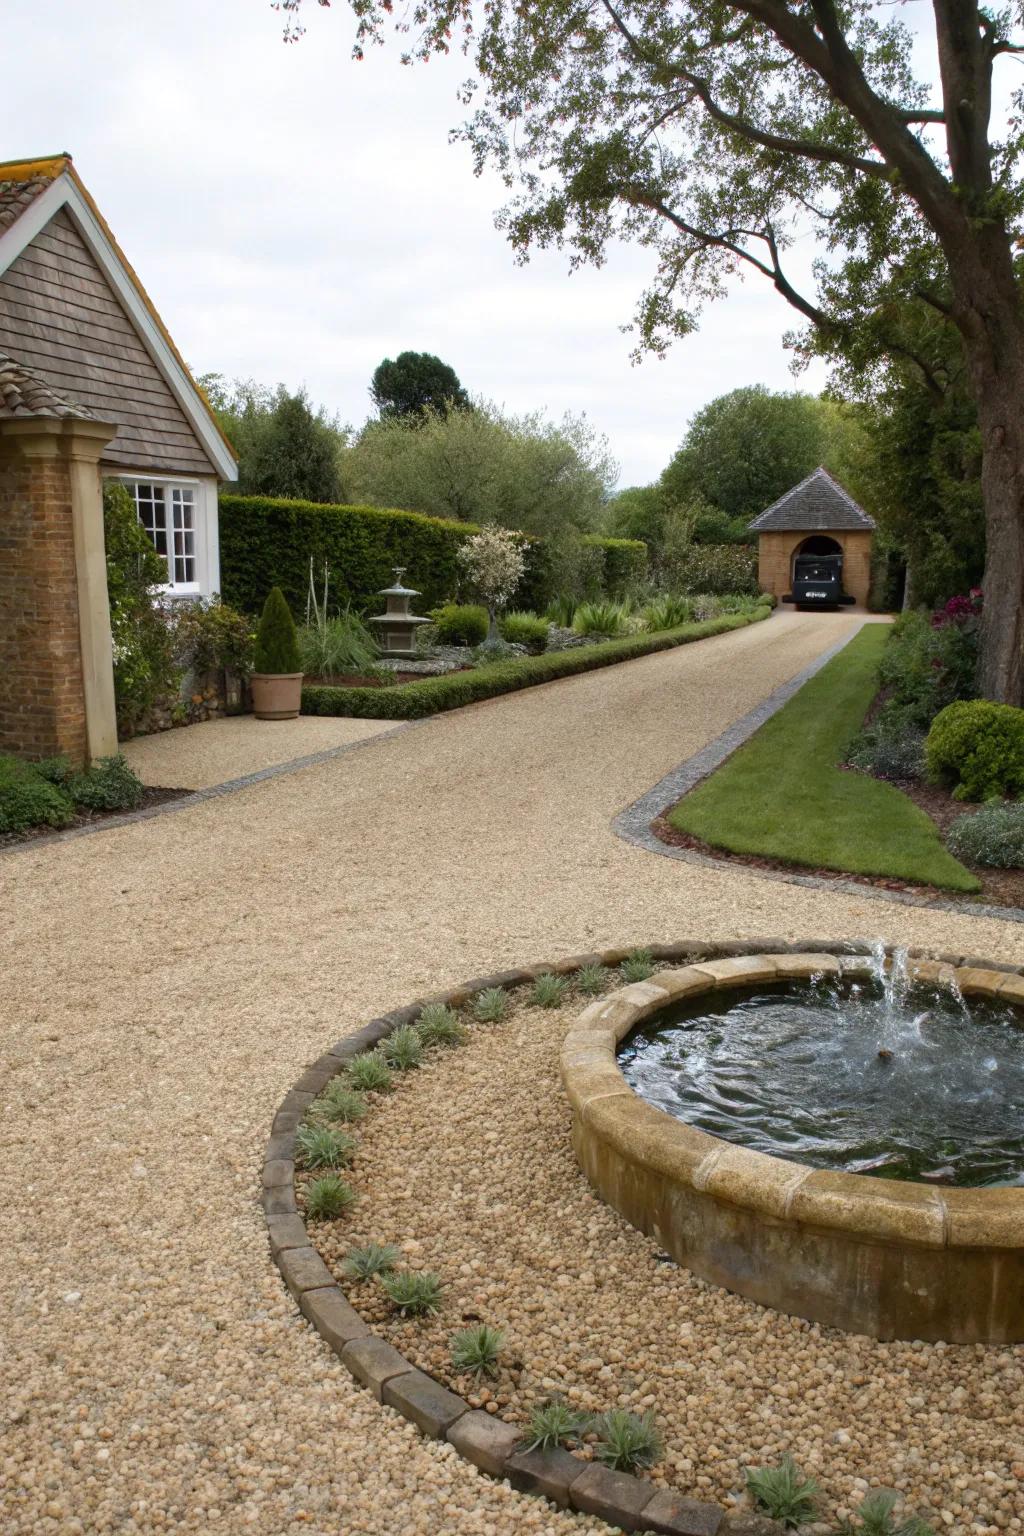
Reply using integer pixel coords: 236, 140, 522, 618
0, 785, 189, 851
653, 777, 1024, 913
304, 990, 1024, 1535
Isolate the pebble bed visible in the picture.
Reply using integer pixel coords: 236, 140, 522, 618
312, 986, 1024, 1536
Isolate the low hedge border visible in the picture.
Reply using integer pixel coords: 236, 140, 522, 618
261, 938, 999, 1533
301, 606, 772, 720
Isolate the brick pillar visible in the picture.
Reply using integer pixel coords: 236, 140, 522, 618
0, 416, 117, 765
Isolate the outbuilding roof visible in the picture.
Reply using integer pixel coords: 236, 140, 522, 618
748, 466, 876, 532
0, 350, 95, 420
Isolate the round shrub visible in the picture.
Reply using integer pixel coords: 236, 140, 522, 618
499, 610, 549, 651
432, 603, 489, 646
946, 802, 1024, 868
0, 756, 74, 834
925, 700, 1024, 802
67, 754, 144, 812
254, 587, 301, 674
846, 715, 926, 781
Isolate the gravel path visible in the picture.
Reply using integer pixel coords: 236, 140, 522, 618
121, 714, 400, 790
3, 609, 1022, 1536
316, 992, 1023, 1535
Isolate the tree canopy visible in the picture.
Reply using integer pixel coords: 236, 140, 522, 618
200, 376, 349, 503
370, 350, 470, 419
278, 0, 1024, 701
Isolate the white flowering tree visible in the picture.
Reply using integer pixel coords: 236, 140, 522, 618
457, 524, 526, 641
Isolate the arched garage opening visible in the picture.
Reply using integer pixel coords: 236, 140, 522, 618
792, 534, 842, 577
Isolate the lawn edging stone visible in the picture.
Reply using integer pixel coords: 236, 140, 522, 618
261, 940, 874, 1535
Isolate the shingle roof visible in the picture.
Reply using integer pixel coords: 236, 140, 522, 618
0, 176, 51, 232
0, 351, 94, 420
748, 467, 876, 532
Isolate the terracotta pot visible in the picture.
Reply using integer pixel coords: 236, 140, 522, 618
250, 672, 303, 721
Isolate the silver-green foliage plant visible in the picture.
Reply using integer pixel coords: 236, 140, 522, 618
946, 801, 1024, 868
382, 1025, 423, 1070
591, 1408, 663, 1473
304, 1175, 357, 1221
295, 1123, 355, 1170
575, 963, 609, 996
745, 1455, 820, 1528
641, 594, 694, 631
450, 1324, 505, 1379
620, 948, 655, 983
522, 1398, 589, 1452
380, 1269, 443, 1317
472, 986, 509, 1022
315, 1081, 368, 1123
343, 1243, 400, 1280
417, 1004, 468, 1047
838, 1490, 936, 1536
572, 599, 634, 637
531, 972, 569, 1008
347, 1052, 393, 1093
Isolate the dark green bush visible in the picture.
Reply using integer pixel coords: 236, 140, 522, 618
432, 603, 489, 646
0, 756, 74, 834
302, 608, 770, 720
946, 802, 1024, 868
878, 610, 978, 726
670, 544, 759, 595
103, 481, 179, 734
926, 700, 1024, 801
581, 535, 648, 596
499, 611, 549, 651
174, 598, 255, 675
67, 754, 145, 812
254, 587, 301, 673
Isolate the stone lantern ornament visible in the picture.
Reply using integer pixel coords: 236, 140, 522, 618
368, 568, 430, 660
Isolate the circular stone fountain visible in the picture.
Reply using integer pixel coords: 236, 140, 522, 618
561, 951, 1024, 1343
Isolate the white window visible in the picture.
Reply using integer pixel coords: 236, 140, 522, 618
121, 477, 219, 598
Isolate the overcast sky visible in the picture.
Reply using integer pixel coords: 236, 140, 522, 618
1, 0, 895, 488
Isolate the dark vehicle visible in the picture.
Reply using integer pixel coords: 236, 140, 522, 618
790, 553, 851, 609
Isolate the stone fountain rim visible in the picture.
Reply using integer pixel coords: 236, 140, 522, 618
560, 953, 1024, 1253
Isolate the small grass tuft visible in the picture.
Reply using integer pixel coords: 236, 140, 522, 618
591, 1407, 663, 1472
531, 972, 569, 1008
314, 1081, 368, 1123
575, 962, 609, 996
620, 947, 655, 983
303, 1175, 357, 1221
381, 1025, 423, 1070
450, 1323, 505, 1379
347, 1052, 394, 1093
379, 1269, 443, 1317
472, 986, 510, 1023
417, 1004, 468, 1048
745, 1455, 820, 1528
522, 1398, 589, 1452
342, 1242, 401, 1280
839, 1489, 935, 1536
295, 1124, 355, 1170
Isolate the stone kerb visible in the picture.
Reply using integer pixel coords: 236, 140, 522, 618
561, 954, 1024, 1345
260, 940, 1024, 1530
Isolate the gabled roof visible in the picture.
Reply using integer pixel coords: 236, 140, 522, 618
0, 350, 95, 420
748, 466, 876, 532
0, 154, 236, 478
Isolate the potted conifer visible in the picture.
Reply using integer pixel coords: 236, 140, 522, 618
250, 587, 303, 720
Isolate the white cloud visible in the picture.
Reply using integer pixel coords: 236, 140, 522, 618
8, 0, 832, 485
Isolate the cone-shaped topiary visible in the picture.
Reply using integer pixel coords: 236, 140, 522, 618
254, 587, 301, 674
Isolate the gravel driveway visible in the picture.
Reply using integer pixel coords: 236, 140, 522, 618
2, 609, 1021, 1536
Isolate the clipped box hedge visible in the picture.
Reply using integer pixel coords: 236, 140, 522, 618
218, 494, 647, 617
302, 606, 771, 720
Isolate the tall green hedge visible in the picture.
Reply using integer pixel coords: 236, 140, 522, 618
218, 494, 647, 616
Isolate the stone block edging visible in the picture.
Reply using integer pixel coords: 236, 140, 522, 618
262, 938, 1020, 1532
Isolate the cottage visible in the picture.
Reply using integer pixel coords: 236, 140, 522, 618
0, 153, 236, 764
748, 466, 875, 608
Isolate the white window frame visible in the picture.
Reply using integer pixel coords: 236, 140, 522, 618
118, 474, 219, 599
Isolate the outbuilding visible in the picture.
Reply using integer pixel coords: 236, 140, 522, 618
749, 466, 875, 608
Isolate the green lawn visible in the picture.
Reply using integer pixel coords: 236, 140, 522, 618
668, 624, 980, 894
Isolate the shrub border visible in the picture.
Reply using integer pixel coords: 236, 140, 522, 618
301, 607, 772, 720
260, 938, 1016, 1533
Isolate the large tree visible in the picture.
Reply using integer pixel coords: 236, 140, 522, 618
279, 0, 1024, 703
200, 376, 349, 503
370, 350, 470, 419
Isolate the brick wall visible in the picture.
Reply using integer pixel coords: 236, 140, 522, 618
757, 529, 873, 606
0, 432, 88, 762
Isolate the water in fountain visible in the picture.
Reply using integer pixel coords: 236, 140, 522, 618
618, 948, 1024, 1187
